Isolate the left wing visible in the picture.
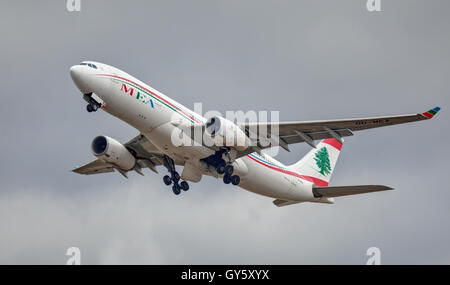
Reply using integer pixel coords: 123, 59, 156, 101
72, 159, 114, 175
72, 134, 165, 175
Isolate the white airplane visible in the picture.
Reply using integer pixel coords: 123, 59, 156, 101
70, 61, 440, 206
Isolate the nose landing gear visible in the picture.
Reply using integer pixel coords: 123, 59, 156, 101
86, 103, 98, 112
84, 93, 101, 113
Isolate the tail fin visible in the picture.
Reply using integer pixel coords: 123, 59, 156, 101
287, 138, 343, 186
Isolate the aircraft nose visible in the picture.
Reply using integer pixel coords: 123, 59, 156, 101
70, 65, 91, 94
70, 65, 83, 82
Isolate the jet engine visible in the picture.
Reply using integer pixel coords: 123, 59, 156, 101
91, 135, 136, 170
204, 116, 250, 151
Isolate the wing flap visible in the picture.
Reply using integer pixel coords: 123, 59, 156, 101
281, 129, 353, 145
313, 185, 393, 198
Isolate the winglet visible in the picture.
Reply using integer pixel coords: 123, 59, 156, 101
421, 107, 441, 119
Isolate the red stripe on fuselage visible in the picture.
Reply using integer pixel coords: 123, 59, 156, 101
322, 138, 342, 150
97, 74, 201, 123
246, 155, 329, 187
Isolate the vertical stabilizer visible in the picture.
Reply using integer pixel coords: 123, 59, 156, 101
287, 139, 343, 186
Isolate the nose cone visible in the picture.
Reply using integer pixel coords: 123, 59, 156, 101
70, 65, 91, 94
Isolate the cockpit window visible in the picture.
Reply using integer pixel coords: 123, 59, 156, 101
79, 62, 97, 69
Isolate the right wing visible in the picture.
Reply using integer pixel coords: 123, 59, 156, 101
240, 107, 441, 152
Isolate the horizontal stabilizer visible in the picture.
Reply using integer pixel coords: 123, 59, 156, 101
313, 185, 393, 198
273, 199, 303, 207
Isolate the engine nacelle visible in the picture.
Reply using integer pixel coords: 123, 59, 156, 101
204, 116, 250, 151
91, 135, 136, 170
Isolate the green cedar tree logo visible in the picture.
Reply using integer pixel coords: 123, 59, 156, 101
314, 147, 332, 176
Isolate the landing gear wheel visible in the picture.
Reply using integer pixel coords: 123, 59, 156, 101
86, 104, 93, 112
223, 174, 231, 184
231, 175, 240, 186
163, 175, 172, 186
172, 184, 181, 195
216, 163, 226, 175
180, 181, 189, 191
91, 104, 98, 111
224, 164, 234, 176
171, 172, 180, 183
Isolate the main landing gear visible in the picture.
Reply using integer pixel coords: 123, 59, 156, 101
201, 149, 241, 187
222, 164, 240, 186
162, 172, 189, 195
214, 158, 240, 186
162, 155, 189, 196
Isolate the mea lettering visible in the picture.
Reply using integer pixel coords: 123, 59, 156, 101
225, 269, 269, 280
120, 84, 154, 108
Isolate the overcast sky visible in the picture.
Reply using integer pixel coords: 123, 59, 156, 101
0, 0, 449, 264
